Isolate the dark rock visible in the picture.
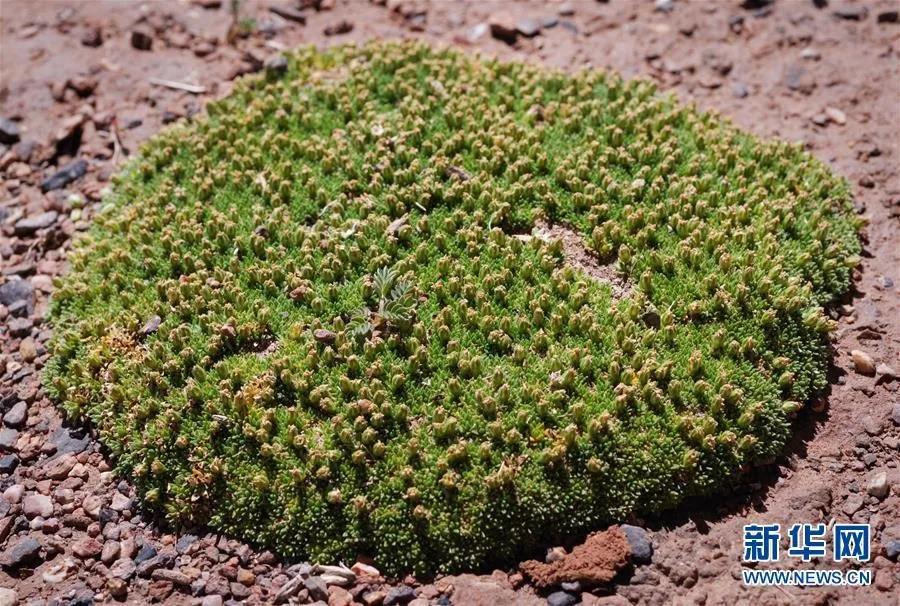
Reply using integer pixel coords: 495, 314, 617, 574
68, 590, 96, 606
131, 27, 153, 50
134, 542, 158, 565
546, 591, 578, 606
269, 6, 307, 24
98, 507, 117, 525
14, 211, 58, 236
41, 158, 88, 192
0, 279, 34, 314
740, 0, 773, 8
384, 586, 416, 606
0, 454, 18, 473
81, 25, 103, 47
0, 117, 20, 144
136, 552, 175, 578
3, 401, 27, 428
878, 10, 899, 23
304, 576, 329, 601
175, 533, 198, 554
1, 536, 42, 569
833, 5, 868, 20
52, 426, 91, 457
813, 0, 828, 7
640, 309, 660, 329
621, 524, 653, 564
54, 116, 84, 156
885, 540, 900, 560
323, 20, 354, 36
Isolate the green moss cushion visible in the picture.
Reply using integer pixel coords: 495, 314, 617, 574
46, 41, 860, 573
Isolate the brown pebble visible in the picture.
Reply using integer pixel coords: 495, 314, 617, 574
851, 349, 876, 375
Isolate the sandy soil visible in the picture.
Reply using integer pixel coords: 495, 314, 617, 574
1, 1, 899, 605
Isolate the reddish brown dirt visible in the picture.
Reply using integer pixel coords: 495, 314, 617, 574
1, 1, 899, 605
520, 527, 631, 588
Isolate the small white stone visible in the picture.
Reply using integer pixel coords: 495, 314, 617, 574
825, 106, 847, 126
0, 587, 18, 606
3, 483, 24, 504
23, 494, 53, 519
82, 494, 105, 518
110, 492, 132, 512
800, 47, 821, 60
545, 546, 567, 563
867, 471, 890, 499
877, 364, 897, 380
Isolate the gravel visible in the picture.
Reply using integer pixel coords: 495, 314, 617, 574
40, 158, 87, 192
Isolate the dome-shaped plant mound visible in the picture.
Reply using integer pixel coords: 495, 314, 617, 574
46, 41, 860, 574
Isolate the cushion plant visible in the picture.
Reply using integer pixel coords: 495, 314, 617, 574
45, 41, 861, 574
